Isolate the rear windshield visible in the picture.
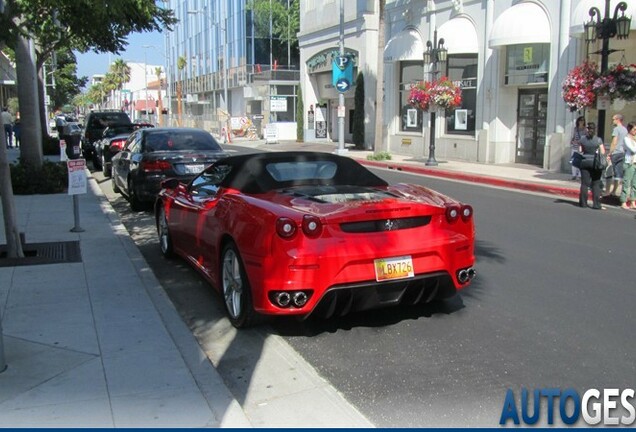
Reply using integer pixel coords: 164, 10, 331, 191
89, 113, 131, 128
143, 130, 222, 152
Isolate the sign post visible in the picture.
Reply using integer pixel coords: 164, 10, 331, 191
67, 159, 87, 232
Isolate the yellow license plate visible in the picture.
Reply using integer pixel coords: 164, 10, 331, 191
374, 256, 414, 282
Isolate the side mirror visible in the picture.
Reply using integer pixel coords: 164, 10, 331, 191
161, 178, 180, 190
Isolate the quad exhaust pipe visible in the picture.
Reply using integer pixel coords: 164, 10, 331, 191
457, 267, 476, 284
273, 291, 310, 308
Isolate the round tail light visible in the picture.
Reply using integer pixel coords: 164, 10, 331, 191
302, 215, 323, 238
276, 217, 297, 239
445, 205, 460, 223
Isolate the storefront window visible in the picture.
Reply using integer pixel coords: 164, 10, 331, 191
445, 54, 477, 135
399, 61, 424, 132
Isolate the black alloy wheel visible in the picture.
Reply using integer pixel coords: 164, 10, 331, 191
127, 179, 144, 212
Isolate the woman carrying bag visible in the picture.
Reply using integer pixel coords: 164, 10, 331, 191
578, 122, 606, 210
570, 116, 586, 180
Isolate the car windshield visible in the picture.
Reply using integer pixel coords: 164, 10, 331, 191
144, 130, 222, 152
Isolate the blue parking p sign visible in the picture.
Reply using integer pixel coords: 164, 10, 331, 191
332, 55, 353, 92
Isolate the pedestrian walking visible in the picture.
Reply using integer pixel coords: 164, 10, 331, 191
578, 122, 606, 210
605, 114, 628, 198
12, 114, 20, 148
570, 115, 586, 180
1, 106, 13, 148
619, 122, 636, 210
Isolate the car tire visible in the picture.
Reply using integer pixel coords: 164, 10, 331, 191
112, 178, 121, 194
102, 156, 110, 177
157, 206, 174, 258
128, 179, 144, 212
93, 153, 101, 170
221, 242, 257, 329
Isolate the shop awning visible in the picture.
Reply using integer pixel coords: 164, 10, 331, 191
489, 2, 551, 48
570, 0, 636, 37
438, 17, 479, 54
135, 100, 156, 112
384, 29, 425, 62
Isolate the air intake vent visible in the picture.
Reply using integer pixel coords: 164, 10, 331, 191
340, 216, 431, 233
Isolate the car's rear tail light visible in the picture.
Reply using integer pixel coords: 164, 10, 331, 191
141, 160, 171, 173
276, 217, 297, 239
302, 215, 322, 238
110, 139, 126, 152
445, 205, 460, 223
460, 205, 473, 222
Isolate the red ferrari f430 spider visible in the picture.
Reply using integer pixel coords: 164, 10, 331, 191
155, 151, 475, 328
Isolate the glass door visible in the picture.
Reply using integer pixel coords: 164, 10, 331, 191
516, 89, 547, 165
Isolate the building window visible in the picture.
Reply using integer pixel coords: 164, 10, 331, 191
505, 44, 549, 85
445, 54, 477, 135
399, 61, 424, 132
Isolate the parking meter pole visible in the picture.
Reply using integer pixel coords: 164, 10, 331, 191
70, 195, 84, 233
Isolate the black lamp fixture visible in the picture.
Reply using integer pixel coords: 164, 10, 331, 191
423, 30, 447, 166
583, 0, 631, 140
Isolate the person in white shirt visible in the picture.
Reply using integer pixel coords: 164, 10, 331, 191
1, 107, 13, 148
619, 122, 636, 210
605, 114, 628, 197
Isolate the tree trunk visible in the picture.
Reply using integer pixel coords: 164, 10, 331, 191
15, 34, 44, 168
0, 127, 25, 259
373, 0, 386, 153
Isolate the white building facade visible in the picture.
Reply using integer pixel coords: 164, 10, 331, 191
299, 0, 636, 170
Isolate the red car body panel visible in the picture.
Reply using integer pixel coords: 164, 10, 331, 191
157, 152, 475, 319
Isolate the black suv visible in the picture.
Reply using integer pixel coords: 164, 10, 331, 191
82, 110, 132, 165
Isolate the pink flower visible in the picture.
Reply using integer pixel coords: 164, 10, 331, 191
409, 76, 462, 112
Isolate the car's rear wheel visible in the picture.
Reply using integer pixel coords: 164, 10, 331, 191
157, 206, 174, 258
221, 242, 256, 328
128, 179, 144, 212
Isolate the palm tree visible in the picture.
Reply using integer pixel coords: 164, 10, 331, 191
177, 56, 187, 126
110, 59, 131, 109
373, 0, 386, 153
155, 66, 163, 126
101, 73, 118, 109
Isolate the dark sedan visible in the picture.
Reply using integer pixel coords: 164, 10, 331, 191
94, 123, 154, 176
111, 127, 227, 211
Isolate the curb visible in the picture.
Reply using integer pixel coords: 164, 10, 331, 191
358, 159, 580, 199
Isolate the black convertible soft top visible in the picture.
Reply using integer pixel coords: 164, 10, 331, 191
213, 151, 389, 194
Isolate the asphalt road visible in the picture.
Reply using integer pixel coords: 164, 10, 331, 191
93, 148, 636, 428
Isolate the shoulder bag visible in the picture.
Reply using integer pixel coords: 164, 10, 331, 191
593, 149, 608, 171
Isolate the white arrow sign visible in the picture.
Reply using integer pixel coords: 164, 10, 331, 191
336, 78, 350, 92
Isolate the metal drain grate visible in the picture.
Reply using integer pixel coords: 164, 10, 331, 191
0, 241, 82, 267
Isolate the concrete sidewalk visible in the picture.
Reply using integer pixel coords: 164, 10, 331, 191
0, 140, 593, 427
0, 176, 251, 427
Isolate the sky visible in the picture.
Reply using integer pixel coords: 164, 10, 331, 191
74, 30, 166, 82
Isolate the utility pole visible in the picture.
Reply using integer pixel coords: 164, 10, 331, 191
336, 0, 347, 155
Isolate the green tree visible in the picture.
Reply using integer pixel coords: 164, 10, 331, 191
110, 58, 131, 108
296, 85, 303, 142
353, 72, 365, 149
177, 56, 187, 126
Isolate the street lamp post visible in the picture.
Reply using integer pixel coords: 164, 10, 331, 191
142, 46, 150, 121
583, 0, 631, 141
423, 29, 447, 166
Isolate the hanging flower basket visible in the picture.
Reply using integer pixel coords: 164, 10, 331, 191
594, 63, 636, 103
562, 61, 599, 112
408, 76, 462, 112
